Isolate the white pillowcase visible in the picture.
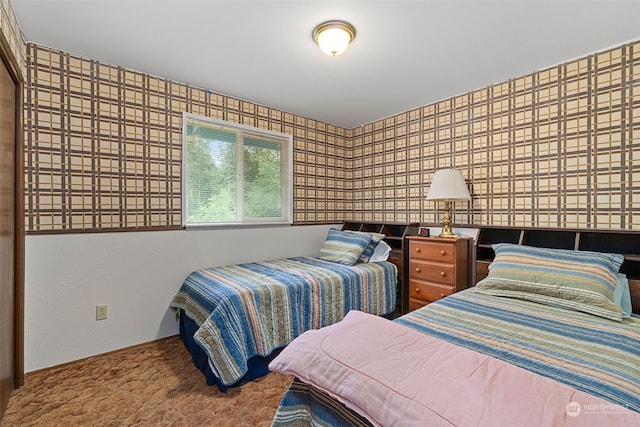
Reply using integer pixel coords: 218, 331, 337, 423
368, 240, 392, 262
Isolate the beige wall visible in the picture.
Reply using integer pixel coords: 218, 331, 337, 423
23, 40, 640, 233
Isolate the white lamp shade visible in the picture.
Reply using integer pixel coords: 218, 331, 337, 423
425, 169, 471, 201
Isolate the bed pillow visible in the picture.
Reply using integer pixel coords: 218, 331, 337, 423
358, 232, 385, 263
369, 240, 392, 263
615, 274, 633, 318
475, 243, 625, 321
317, 228, 373, 265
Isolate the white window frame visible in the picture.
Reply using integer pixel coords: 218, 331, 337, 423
182, 112, 293, 228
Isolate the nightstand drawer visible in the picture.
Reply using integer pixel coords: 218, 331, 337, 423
410, 241, 455, 263
409, 281, 453, 302
409, 260, 455, 285
409, 298, 428, 312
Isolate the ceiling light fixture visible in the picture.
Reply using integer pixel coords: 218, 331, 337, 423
312, 20, 356, 56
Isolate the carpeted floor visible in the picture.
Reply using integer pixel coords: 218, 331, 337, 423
1, 336, 293, 426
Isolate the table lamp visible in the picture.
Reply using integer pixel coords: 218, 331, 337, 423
425, 169, 471, 237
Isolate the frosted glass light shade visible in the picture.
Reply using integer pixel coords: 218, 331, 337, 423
426, 169, 471, 201
312, 20, 356, 56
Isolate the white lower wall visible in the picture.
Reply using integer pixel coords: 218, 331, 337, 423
24, 224, 338, 372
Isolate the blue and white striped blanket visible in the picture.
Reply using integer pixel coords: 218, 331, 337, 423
398, 289, 640, 412
171, 256, 396, 386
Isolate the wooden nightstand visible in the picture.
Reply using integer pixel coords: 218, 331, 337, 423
405, 236, 471, 312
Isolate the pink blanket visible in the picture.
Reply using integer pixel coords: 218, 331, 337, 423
269, 310, 640, 426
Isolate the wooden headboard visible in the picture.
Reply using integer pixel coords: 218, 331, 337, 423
474, 226, 640, 315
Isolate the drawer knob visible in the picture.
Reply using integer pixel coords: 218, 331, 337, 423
416, 248, 422, 253
440, 293, 445, 299
415, 288, 420, 294
440, 250, 446, 256
415, 267, 421, 273
440, 271, 446, 277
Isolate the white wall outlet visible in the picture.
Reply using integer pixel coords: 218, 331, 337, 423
96, 304, 108, 320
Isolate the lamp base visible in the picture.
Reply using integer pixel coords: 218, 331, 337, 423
438, 228, 457, 238
438, 199, 457, 238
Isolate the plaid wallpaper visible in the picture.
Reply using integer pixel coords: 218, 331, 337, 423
0, 0, 26, 78
347, 40, 639, 230
24, 44, 350, 232
24, 40, 639, 233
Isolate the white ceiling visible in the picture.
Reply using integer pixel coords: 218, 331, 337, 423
11, 0, 640, 129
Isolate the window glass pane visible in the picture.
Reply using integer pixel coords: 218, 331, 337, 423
243, 137, 282, 219
183, 113, 292, 227
185, 123, 237, 223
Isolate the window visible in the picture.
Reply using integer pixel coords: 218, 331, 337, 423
182, 113, 292, 227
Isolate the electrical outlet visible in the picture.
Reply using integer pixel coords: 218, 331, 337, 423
96, 304, 108, 320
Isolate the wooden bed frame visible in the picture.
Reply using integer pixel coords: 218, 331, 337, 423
473, 226, 640, 315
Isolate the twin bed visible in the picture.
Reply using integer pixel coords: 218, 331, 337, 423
170, 228, 397, 390
269, 240, 640, 426
171, 225, 640, 425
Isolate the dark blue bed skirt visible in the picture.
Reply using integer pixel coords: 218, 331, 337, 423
178, 308, 394, 392
178, 309, 284, 392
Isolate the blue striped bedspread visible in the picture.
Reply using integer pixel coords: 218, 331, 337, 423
171, 256, 397, 386
397, 288, 640, 412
